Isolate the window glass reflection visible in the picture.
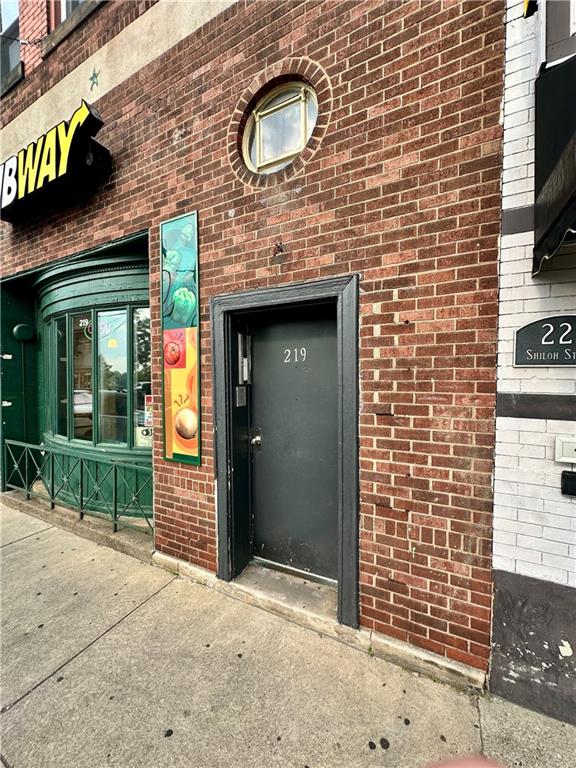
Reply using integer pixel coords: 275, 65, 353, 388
55, 317, 68, 436
59, 0, 85, 23
306, 96, 317, 139
133, 308, 152, 448
0, 0, 20, 76
98, 310, 127, 444
264, 88, 299, 111
249, 130, 257, 169
244, 84, 318, 174
260, 100, 302, 164
72, 312, 93, 441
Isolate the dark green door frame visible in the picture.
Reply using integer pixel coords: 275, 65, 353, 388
211, 275, 359, 629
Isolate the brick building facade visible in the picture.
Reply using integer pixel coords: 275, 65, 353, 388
490, 0, 576, 724
1, 0, 505, 686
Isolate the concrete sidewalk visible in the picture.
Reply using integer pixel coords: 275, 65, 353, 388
1, 502, 574, 768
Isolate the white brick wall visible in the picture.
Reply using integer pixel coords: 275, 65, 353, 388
493, 418, 576, 586
502, 1, 537, 210
493, 2, 576, 589
498, 232, 576, 395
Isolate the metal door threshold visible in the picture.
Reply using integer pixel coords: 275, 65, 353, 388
252, 555, 338, 587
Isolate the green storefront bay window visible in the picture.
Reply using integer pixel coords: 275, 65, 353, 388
30, 243, 153, 521
50, 306, 151, 449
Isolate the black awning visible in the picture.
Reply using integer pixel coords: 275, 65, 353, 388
533, 56, 576, 274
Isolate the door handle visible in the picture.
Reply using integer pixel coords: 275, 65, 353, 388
250, 434, 261, 447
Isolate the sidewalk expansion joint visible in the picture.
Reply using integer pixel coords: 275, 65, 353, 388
0, 526, 54, 549
476, 696, 486, 755
0, 575, 177, 716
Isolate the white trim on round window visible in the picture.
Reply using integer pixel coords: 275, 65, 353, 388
242, 82, 318, 174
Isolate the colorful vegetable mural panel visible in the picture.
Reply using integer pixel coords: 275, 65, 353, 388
160, 212, 200, 464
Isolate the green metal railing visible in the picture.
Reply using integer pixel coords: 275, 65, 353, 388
3, 440, 153, 533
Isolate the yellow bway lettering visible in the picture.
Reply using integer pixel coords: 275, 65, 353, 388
57, 100, 90, 177
17, 136, 46, 199
35, 127, 58, 190
11, 101, 94, 202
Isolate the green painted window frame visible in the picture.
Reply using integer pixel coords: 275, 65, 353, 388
47, 303, 150, 452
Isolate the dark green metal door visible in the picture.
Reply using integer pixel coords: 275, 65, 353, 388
250, 304, 338, 580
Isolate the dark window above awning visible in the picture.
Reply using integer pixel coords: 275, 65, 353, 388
533, 55, 576, 274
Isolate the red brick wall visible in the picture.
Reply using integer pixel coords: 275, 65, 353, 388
18, 0, 48, 73
3, 0, 157, 123
1, 0, 505, 672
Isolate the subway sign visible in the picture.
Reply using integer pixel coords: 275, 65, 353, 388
0, 101, 111, 222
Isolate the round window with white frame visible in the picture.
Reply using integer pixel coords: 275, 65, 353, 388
243, 82, 318, 174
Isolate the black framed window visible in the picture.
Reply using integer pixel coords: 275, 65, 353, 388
546, 0, 576, 63
49, 305, 151, 449
0, 0, 20, 78
48, 0, 87, 30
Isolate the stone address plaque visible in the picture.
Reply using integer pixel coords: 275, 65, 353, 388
514, 316, 576, 366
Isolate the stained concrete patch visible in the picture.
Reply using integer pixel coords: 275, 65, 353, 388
0, 517, 173, 710
0, 504, 53, 546
480, 696, 576, 768
1, 578, 481, 768
491, 569, 576, 723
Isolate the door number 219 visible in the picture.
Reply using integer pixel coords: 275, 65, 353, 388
284, 347, 307, 363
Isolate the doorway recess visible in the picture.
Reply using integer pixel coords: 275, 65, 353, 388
211, 275, 358, 628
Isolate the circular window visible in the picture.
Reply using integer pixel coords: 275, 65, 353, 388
242, 82, 318, 174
